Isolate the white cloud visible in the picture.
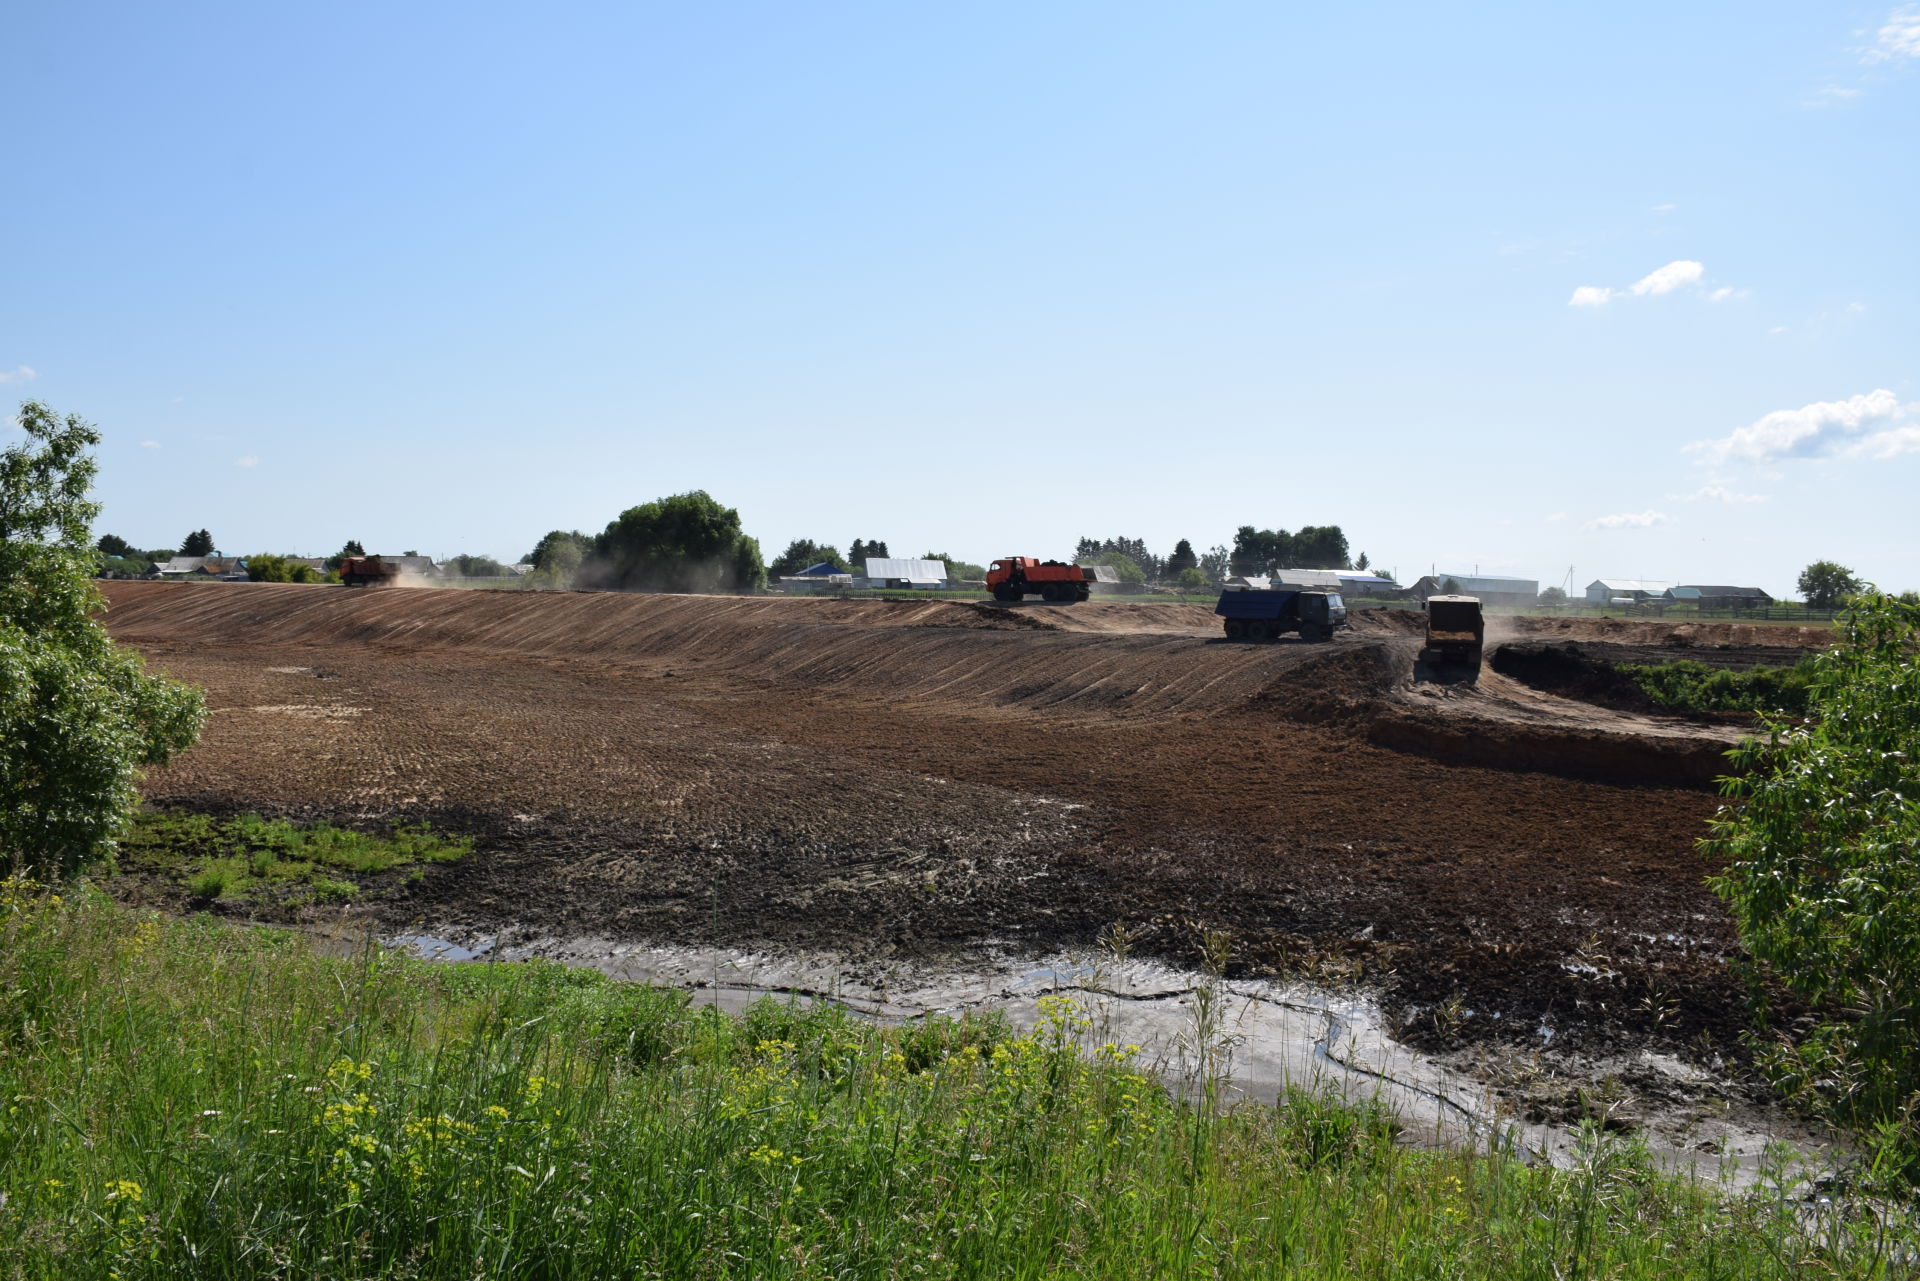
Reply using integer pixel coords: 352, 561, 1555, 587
1628, 260, 1704, 296
140, 440, 161, 449
234, 455, 260, 468
1651, 203, 1676, 213
1668, 484, 1769, 504
1688, 389, 1912, 464
1706, 286, 1748, 302
1768, 326, 1788, 335
1544, 511, 1568, 523
1848, 425, 1920, 460
1804, 85, 1863, 107
1863, 5, 1920, 61
0, 365, 37, 385
1848, 301, 1867, 313
1585, 511, 1669, 530
1569, 260, 1724, 308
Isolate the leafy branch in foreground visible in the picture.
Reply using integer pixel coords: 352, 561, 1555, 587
1705, 591, 1920, 1131
0, 402, 204, 879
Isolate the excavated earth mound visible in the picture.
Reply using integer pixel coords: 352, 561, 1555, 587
103, 582, 1831, 1060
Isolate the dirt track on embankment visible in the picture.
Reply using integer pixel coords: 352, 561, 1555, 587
103, 580, 1833, 1056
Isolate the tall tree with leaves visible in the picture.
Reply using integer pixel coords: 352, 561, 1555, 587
1165, 539, 1198, 577
1, 403, 205, 879
1797, 560, 1862, 610
590, 491, 765, 593
768, 539, 850, 578
180, 528, 214, 557
847, 539, 889, 565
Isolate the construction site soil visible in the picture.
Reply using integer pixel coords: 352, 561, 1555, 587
103, 581, 1834, 1064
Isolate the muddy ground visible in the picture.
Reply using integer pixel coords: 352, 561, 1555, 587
103, 582, 1830, 1071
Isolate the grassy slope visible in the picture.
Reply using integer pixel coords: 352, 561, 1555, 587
0, 888, 1901, 1279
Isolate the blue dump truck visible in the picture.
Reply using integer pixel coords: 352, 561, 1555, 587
1214, 585, 1347, 642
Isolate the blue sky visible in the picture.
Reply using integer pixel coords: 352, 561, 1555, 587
6, 2, 1916, 595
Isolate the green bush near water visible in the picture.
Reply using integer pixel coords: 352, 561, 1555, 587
1619, 657, 1819, 715
0, 888, 1901, 1279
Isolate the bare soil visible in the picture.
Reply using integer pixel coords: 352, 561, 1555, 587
104, 581, 1834, 1061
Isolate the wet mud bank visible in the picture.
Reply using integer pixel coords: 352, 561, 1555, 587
383, 927, 1843, 1188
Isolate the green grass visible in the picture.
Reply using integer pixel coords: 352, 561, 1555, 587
118, 811, 470, 905
1619, 657, 1820, 715
0, 887, 1904, 1278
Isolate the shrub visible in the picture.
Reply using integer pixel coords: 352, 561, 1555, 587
1706, 592, 1920, 1130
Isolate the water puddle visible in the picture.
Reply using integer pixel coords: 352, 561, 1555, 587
381, 928, 1844, 1188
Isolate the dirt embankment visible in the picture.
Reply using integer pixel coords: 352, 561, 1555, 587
103, 581, 1800, 1059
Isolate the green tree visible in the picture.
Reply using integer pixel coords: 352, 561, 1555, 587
1, 402, 205, 879
847, 538, 889, 564
96, 533, 134, 557
1199, 545, 1230, 583
768, 539, 850, 579
1175, 566, 1209, 592
245, 554, 322, 584
1354, 551, 1371, 573
1797, 560, 1862, 610
1705, 592, 1920, 1126
1538, 585, 1567, 605
526, 530, 591, 571
180, 528, 214, 557
1165, 539, 1198, 577
591, 491, 765, 594
445, 554, 509, 578
1440, 577, 1463, 595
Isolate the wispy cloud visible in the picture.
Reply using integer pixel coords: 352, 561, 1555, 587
1568, 260, 1720, 307
1544, 512, 1568, 523
1863, 5, 1920, 62
1668, 484, 1769, 504
1651, 203, 1676, 213
1629, 260, 1703, 296
1688, 389, 1917, 464
234, 455, 260, 468
0, 365, 37, 385
1585, 510, 1669, 530
1706, 286, 1748, 302
140, 440, 161, 449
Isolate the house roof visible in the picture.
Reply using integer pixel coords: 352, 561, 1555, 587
1588, 578, 1673, 593
1420, 574, 1539, 593
1669, 585, 1773, 599
157, 556, 243, 575
795, 562, 845, 576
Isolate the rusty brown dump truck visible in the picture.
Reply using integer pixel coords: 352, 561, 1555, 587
338, 555, 400, 587
1420, 594, 1484, 674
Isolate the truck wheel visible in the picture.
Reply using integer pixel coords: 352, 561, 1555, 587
1074, 587, 1090, 602
1224, 619, 1246, 640
1300, 623, 1330, 643
992, 586, 1017, 602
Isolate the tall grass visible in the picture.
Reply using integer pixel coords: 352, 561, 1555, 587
0, 885, 1904, 1278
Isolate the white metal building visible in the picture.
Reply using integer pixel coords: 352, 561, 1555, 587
861, 557, 950, 587
1585, 578, 1673, 604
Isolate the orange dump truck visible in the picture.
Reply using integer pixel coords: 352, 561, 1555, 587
986, 557, 1100, 603
338, 555, 400, 587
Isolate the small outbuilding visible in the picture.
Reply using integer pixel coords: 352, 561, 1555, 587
1665, 585, 1774, 609
1584, 578, 1673, 604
